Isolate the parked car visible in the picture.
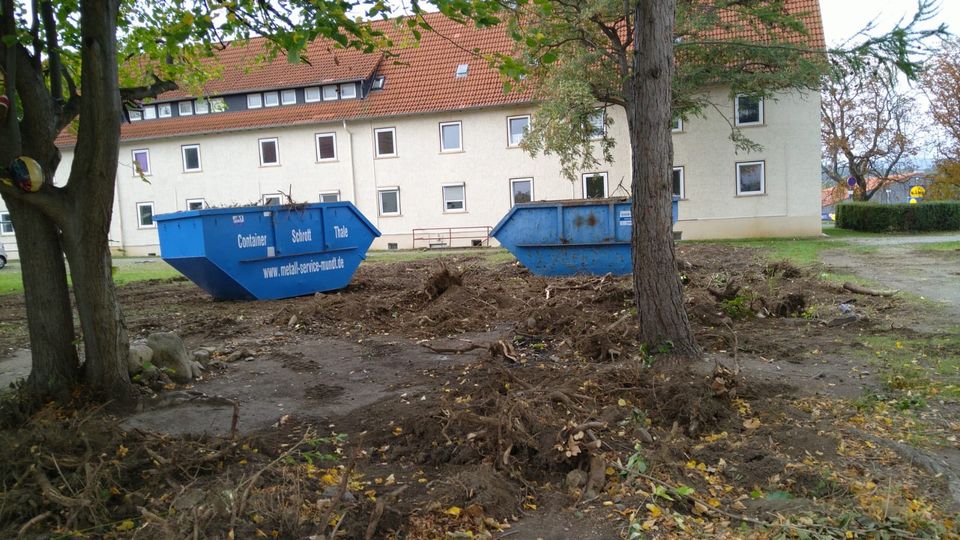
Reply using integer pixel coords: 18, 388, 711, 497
0, 243, 6, 269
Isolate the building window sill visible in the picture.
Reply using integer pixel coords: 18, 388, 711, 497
735, 192, 766, 198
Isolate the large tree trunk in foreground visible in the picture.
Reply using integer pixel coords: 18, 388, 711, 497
0, 2, 80, 402
4, 200, 80, 401
627, 0, 700, 358
63, 231, 134, 402
60, 0, 136, 403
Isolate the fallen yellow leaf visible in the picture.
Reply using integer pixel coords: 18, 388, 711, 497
645, 503, 662, 518
446, 506, 462, 517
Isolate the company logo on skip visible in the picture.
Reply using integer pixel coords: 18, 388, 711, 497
238, 233, 267, 248
291, 228, 313, 243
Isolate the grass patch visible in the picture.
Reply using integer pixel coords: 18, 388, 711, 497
366, 247, 515, 265
698, 237, 852, 266
911, 241, 960, 252
111, 260, 180, 285
0, 269, 22, 295
856, 333, 960, 402
0, 259, 180, 295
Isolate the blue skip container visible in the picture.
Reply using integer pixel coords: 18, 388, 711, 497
155, 202, 380, 300
491, 197, 678, 276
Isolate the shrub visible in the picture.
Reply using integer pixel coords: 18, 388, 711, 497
835, 201, 960, 232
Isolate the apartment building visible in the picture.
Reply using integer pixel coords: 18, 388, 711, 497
0, 5, 824, 257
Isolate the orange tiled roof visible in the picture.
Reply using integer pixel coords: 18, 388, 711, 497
58, 2, 825, 147
157, 41, 384, 99
695, 0, 824, 48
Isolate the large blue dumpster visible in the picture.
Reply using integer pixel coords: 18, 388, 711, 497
155, 202, 380, 300
491, 197, 679, 276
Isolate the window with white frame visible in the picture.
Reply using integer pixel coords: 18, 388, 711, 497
315, 133, 337, 161
158, 103, 172, 118
455, 63, 469, 78
137, 202, 155, 228
378, 188, 400, 216
262, 194, 282, 206
0, 212, 13, 235
372, 76, 385, 90
264, 91, 280, 107
736, 161, 765, 195
319, 191, 340, 203
439, 121, 462, 152
281, 89, 297, 105
340, 83, 357, 99
194, 99, 209, 114
209, 98, 227, 112
735, 95, 763, 126
304, 87, 321, 102
259, 138, 280, 166
375, 127, 397, 157
322, 85, 338, 101
587, 109, 606, 139
672, 167, 685, 199
671, 116, 683, 132
247, 93, 263, 109
181, 144, 201, 172
510, 178, 533, 205
129, 109, 143, 121
442, 184, 466, 212
507, 115, 530, 147
143, 105, 157, 119
179, 101, 193, 116
132, 149, 151, 176
186, 198, 206, 211
582, 172, 608, 199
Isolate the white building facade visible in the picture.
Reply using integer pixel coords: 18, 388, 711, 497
0, 10, 824, 258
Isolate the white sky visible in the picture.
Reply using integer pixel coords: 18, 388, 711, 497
820, 0, 957, 46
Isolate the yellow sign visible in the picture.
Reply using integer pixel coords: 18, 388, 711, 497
910, 185, 926, 198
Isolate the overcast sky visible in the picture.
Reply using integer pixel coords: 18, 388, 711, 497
820, 0, 957, 46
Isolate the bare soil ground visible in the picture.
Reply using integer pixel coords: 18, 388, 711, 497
0, 243, 958, 539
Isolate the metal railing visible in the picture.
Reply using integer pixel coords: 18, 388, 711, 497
412, 226, 492, 249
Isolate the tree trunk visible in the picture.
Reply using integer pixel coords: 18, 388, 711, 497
60, 0, 137, 403
626, 0, 700, 358
63, 228, 135, 403
1, 2, 80, 402
2, 199, 80, 401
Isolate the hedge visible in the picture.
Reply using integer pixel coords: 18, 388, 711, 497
835, 201, 960, 232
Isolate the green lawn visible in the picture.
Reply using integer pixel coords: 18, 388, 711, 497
911, 241, 960, 252
0, 259, 181, 295
365, 247, 515, 265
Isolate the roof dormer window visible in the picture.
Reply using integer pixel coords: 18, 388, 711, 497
322, 85, 338, 101
179, 101, 193, 116
264, 91, 280, 107
372, 76, 385, 90
340, 83, 357, 100
455, 64, 469, 78
247, 93, 263, 109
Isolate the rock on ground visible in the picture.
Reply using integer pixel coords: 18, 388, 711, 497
127, 343, 153, 376
146, 333, 194, 384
